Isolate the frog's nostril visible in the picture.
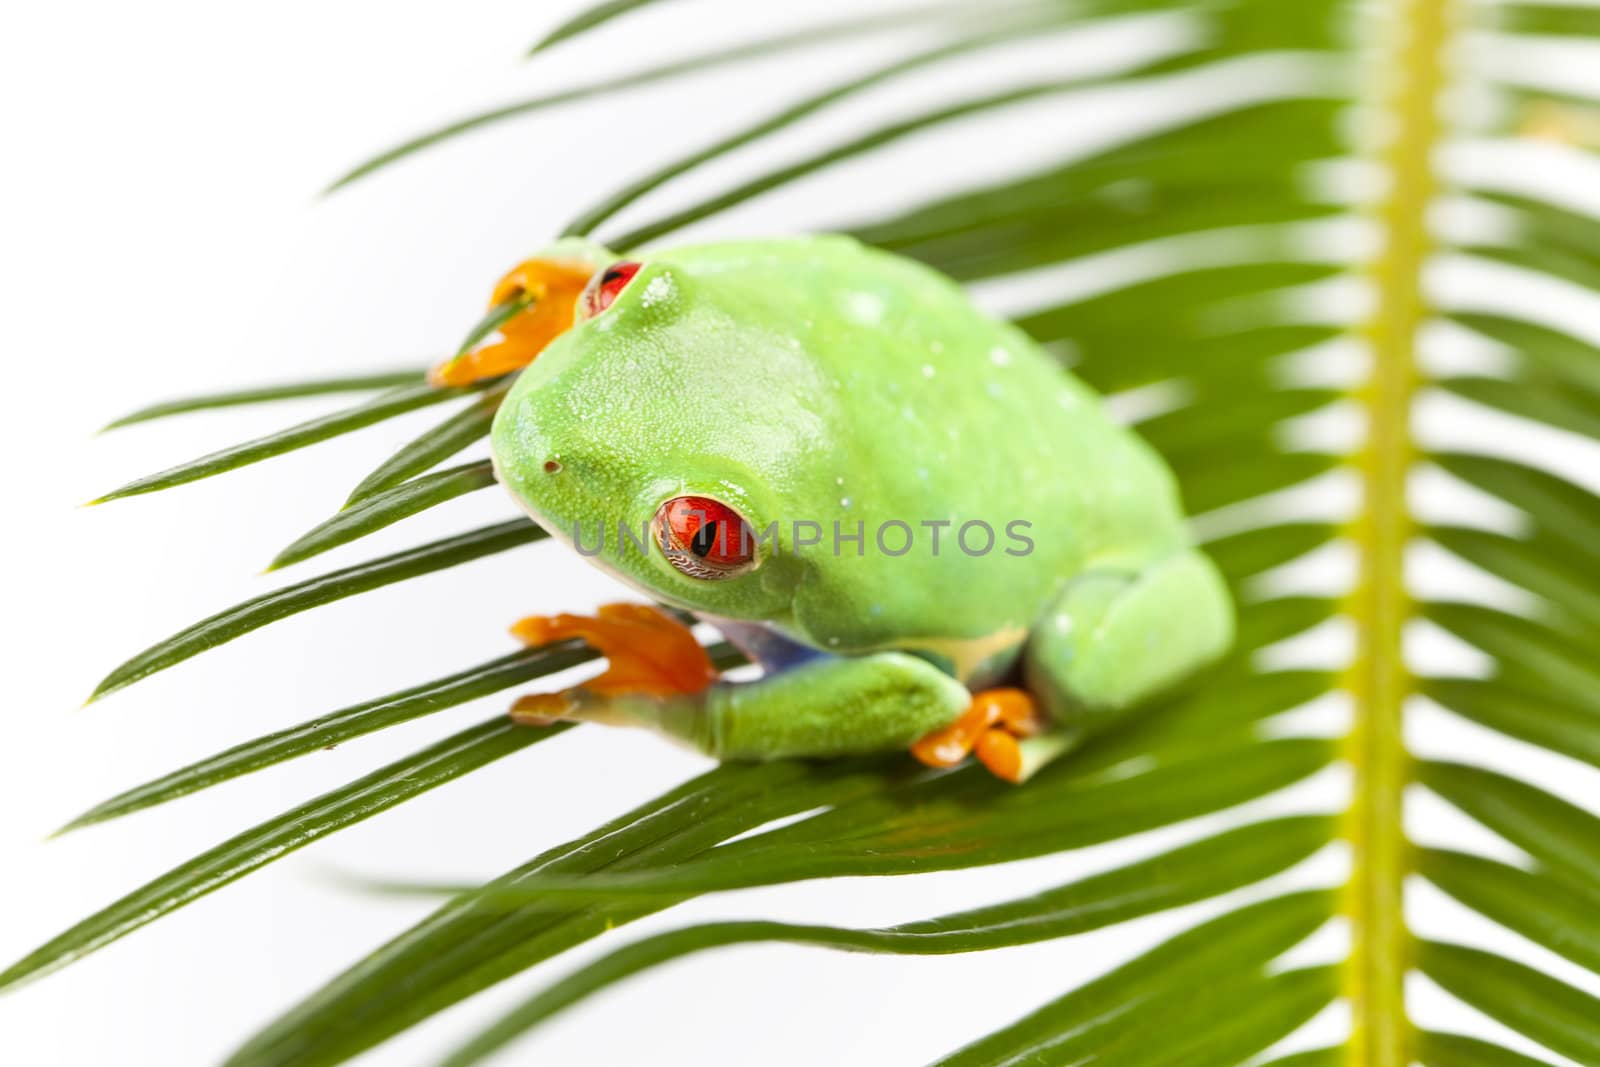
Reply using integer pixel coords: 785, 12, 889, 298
543, 459, 562, 474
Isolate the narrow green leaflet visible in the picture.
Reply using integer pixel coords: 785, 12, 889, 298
1451, 310, 1600, 396
607, 66, 1177, 251
562, 12, 1092, 237
1231, 595, 1337, 654
1062, 667, 1332, 777
1496, 4, 1600, 37
857, 97, 1344, 257
1184, 452, 1341, 516
271, 460, 498, 570
1431, 452, 1600, 567
224, 758, 915, 1067
345, 382, 508, 505
1016, 264, 1346, 384
1462, 243, 1600, 302
452, 301, 529, 363
1137, 388, 1339, 457
0, 717, 571, 993
1417, 941, 1600, 1066
61, 640, 596, 831
1425, 677, 1600, 770
1201, 522, 1338, 587
528, 0, 678, 55
89, 519, 547, 701
435, 817, 1333, 1065
1429, 524, 1600, 636
659, 734, 1325, 876
1086, 965, 1337, 1067
1424, 602, 1599, 702
64, 635, 741, 834
1418, 760, 1600, 886
101, 370, 423, 430
384, 737, 1333, 898
89, 382, 480, 504
856, 109, 1346, 284
1259, 1050, 1346, 1067
906, 185, 1336, 286
1482, 196, 1600, 300
1416, 1031, 1563, 1067
325, 1, 994, 191
934, 891, 1334, 1067
1087, 325, 1341, 398
1442, 376, 1600, 444
1418, 849, 1600, 973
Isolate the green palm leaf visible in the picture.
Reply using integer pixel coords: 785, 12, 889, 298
269, 459, 498, 570
1416, 1031, 1564, 1067
934, 892, 1336, 1067
527, 0, 676, 56
1418, 942, 1600, 1065
16, 0, 1600, 1064
60, 641, 598, 831
418, 817, 1332, 1065
323, 1, 1002, 193
0, 717, 573, 992
343, 381, 509, 505
87, 519, 547, 701
87, 380, 483, 504
99, 369, 423, 430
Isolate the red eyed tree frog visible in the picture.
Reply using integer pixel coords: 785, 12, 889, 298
429, 235, 1234, 783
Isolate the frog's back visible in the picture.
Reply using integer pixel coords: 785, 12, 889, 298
654, 236, 1192, 655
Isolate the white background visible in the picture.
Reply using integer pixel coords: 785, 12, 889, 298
3, 2, 1599, 1065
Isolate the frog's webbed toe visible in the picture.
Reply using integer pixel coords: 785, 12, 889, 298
507, 603, 719, 726
910, 688, 1059, 783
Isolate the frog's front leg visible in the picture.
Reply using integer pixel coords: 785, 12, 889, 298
509, 604, 969, 760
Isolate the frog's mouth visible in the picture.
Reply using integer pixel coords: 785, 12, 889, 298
427, 258, 596, 388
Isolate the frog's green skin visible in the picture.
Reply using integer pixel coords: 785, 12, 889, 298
492, 235, 1233, 776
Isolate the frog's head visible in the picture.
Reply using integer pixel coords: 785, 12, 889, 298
483, 245, 830, 624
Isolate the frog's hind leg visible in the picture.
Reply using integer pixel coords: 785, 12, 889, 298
1013, 547, 1236, 779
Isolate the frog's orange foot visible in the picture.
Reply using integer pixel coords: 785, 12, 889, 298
428, 258, 596, 388
911, 688, 1043, 784
506, 603, 719, 724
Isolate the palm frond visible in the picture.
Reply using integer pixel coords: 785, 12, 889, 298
18, 0, 1600, 1064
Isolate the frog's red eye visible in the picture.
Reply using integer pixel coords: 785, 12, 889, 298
652, 496, 758, 579
580, 261, 641, 318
